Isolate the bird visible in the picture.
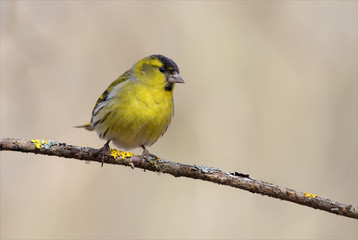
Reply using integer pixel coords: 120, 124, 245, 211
77, 54, 184, 165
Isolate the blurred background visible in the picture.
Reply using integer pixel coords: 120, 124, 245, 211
1, 1, 357, 239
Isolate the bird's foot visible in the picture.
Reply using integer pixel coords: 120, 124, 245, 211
96, 140, 111, 167
140, 146, 159, 171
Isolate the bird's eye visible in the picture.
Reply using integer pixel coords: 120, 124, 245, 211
159, 67, 165, 73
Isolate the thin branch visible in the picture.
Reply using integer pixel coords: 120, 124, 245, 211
1, 137, 357, 220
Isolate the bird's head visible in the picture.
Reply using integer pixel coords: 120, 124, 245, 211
134, 54, 184, 91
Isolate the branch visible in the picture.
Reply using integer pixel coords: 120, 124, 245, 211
1, 137, 357, 220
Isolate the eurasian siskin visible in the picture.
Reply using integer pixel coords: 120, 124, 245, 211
77, 54, 184, 162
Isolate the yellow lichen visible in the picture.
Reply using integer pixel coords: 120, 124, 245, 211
110, 148, 133, 159
31, 139, 48, 149
31, 139, 42, 149
148, 158, 159, 167
305, 192, 317, 199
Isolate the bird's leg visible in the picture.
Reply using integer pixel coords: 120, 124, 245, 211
140, 145, 148, 163
97, 140, 111, 167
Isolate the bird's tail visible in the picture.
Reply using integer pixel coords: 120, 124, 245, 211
74, 122, 94, 131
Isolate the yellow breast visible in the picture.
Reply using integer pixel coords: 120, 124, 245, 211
92, 79, 174, 150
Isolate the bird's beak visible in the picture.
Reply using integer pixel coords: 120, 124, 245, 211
168, 72, 184, 84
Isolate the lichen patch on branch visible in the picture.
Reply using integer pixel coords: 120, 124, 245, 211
110, 148, 133, 160
305, 192, 318, 199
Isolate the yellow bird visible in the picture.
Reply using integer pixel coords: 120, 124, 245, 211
77, 54, 184, 162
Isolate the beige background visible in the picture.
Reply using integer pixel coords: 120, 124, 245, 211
1, 1, 357, 239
